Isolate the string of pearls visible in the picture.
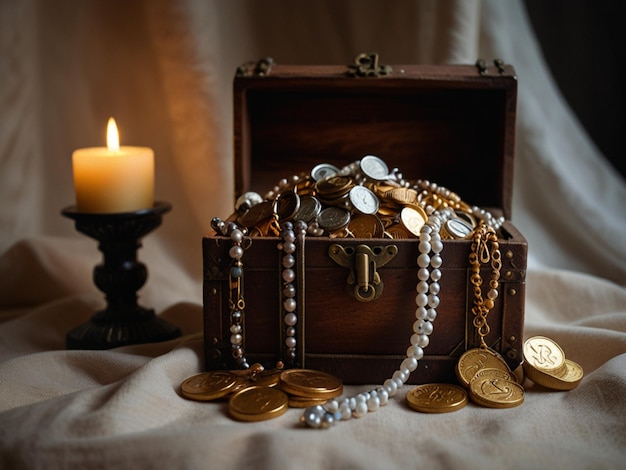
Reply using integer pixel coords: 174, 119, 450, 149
211, 217, 250, 369
301, 210, 447, 428
279, 222, 299, 364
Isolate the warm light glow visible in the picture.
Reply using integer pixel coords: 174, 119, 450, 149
106, 117, 120, 152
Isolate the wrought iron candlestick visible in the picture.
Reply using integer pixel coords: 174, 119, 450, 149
61, 202, 181, 350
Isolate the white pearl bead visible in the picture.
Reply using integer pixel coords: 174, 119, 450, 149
283, 298, 297, 312
415, 306, 428, 320
401, 357, 418, 372
229, 245, 244, 260
429, 282, 440, 295
413, 319, 427, 334
284, 312, 297, 326
282, 254, 295, 268
393, 377, 404, 389
487, 288, 498, 300
406, 345, 424, 360
376, 387, 389, 405
430, 269, 442, 281
393, 370, 407, 383
282, 268, 295, 283
353, 400, 368, 418
230, 229, 243, 243
415, 293, 428, 307
431, 240, 444, 253
384, 378, 398, 397
428, 294, 440, 308
417, 253, 430, 268
418, 268, 430, 281
339, 402, 352, 420
416, 281, 429, 294
230, 333, 242, 345
324, 399, 339, 413
285, 336, 296, 348
419, 241, 431, 254
431, 255, 442, 268
367, 395, 380, 412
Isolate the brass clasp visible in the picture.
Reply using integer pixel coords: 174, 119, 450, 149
346, 53, 392, 78
328, 244, 398, 302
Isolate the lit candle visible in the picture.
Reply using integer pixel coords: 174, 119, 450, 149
72, 118, 154, 213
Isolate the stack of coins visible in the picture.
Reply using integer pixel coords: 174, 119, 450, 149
522, 336, 583, 391
455, 348, 525, 409
179, 367, 343, 422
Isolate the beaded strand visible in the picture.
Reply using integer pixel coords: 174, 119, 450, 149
301, 210, 446, 428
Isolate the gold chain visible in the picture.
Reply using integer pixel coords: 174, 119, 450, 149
469, 223, 502, 349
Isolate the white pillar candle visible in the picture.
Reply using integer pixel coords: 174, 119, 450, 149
72, 118, 154, 213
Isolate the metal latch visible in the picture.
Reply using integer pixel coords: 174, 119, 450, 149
329, 244, 398, 302
346, 53, 392, 78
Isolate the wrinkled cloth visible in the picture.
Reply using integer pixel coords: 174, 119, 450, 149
1, 1, 625, 469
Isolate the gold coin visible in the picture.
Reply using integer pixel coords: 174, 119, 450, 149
406, 383, 468, 413
228, 386, 289, 422
385, 224, 414, 239
523, 336, 567, 374
524, 358, 583, 391
456, 348, 512, 388
250, 369, 283, 388
470, 367, 517, 384
279, 369, 343, 399
288, 395, 329, 408
348, 213, 385, 238
180, 371, 237, 401
383, 187, 418, 205
399, 206, 426, 236
469, 371, 525, 409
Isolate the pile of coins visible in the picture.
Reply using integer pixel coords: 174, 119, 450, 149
228, 155, 498, 240
455, 348, 525, 409
180, 365, 343, 422
522, 336, 584, 391
405, 335, 583, 413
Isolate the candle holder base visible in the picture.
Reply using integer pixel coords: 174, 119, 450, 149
62, 202, 181, 350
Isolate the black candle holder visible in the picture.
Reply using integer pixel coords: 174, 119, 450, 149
61, 201, 181, 350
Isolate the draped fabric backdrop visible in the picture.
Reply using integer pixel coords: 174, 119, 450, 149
1, 1, 625, 469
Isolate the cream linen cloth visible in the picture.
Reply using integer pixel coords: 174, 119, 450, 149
1, 1, 625, 469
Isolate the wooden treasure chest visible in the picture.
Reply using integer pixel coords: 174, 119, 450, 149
202, 54, 527, 385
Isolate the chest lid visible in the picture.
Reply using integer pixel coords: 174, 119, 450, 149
234, 54, 517, 219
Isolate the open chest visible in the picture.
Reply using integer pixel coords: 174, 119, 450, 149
202, 55, 527, 385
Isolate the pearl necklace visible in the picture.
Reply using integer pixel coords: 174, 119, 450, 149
301, 209, 447, 428
279, 221, 308, 366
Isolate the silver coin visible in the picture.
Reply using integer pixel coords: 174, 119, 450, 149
311, 163, 340, 181
235, 192, 264, 211
445, 218, 473, 239
292, 196, 322, 223
349, 185, 380, 215
360, 155, 389, 181
317, 207, 351, 232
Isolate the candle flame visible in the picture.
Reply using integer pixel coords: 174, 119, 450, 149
107, 117, 120, 152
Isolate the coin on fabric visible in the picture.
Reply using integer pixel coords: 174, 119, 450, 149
469, 370, 525, 409
180, 371, 238, 401
406, 383, 468, 413
229, 386, 289, 422
456, 348, 512, 388
279, 369, 343, 399
523, 336, 567, 374
525, 358, 583, 391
